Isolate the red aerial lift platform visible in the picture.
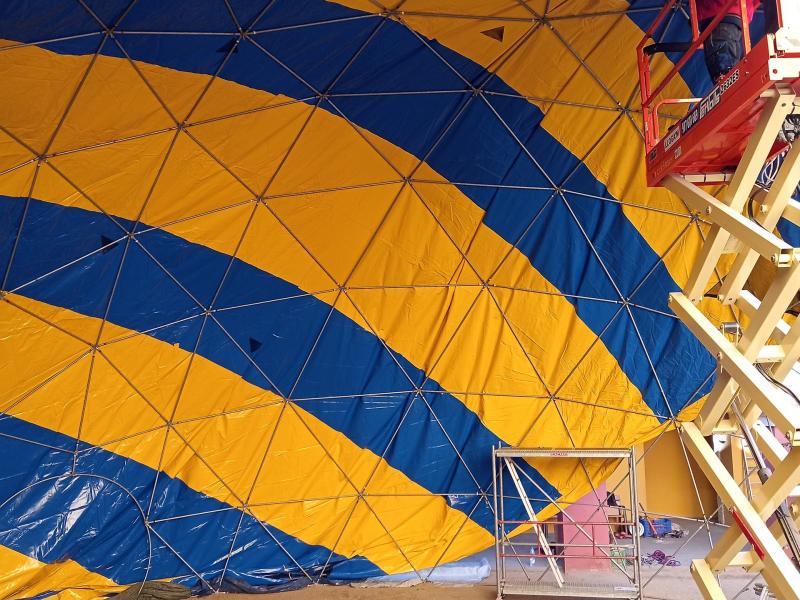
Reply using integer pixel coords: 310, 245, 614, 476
637, 4, 800, 600
638, 0, 800, 187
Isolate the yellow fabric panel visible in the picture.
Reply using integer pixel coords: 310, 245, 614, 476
48, 131, 255, 239
555, 387, 664, 448
0, 294, 493, 573
135, 62, 216, 123
327, 0, 702, 288
230, 201, 338, 295
179, 100, 319, 196
260, 185, 406, 287
137, 131, 256, 238
422, 287, 550, 395
517, 399, 666, 512
137, 60, 309, 125
45, 53, 175, 155
265, 108, 404, 196
0, 130, 36, 178
0, 543, 123, 600
0, 295, 91, 420
0, 44, 96, 155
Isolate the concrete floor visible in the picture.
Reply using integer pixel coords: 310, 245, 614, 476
209, 518, 766, 600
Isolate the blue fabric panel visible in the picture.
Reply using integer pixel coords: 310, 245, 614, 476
118, 0, 238, 32
779, 218, 800, 248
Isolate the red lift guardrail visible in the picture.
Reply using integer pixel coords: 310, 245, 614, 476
637, 0, 753, 152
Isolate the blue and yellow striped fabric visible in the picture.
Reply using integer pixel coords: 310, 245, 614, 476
0, 0, 729, 596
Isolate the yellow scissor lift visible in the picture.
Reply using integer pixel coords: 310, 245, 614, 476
638, 1, 800, 598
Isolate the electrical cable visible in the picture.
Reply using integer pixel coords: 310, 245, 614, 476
757, 363, 800, 406
730, 401, 800, 568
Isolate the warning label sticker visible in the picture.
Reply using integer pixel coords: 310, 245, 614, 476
680, 68, 740, 136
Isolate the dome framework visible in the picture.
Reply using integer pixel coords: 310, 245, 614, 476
0, 0, 759, 597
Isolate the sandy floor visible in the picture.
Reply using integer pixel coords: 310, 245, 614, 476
207, 573, 762, 600
207, 567, 761, 600
210, 583, 498, 600
207, 519, 764, 600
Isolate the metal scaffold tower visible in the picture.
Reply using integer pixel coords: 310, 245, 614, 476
493, 448, 642, 600
639, 1, 800, 598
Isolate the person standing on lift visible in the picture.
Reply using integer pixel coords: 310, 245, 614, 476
646, 1, 797, 138
696, 0, 800, 134
696, 0, 762, 82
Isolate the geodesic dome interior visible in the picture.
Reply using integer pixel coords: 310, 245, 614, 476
0, 0, 751, 596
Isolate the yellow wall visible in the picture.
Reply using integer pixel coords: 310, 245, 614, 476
607, 430, 717, 520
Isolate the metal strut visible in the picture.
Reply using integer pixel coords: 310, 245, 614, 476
493, 448, 641, 600
503, 457, 566, 587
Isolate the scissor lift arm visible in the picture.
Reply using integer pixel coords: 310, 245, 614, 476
639, 2, 800, 598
